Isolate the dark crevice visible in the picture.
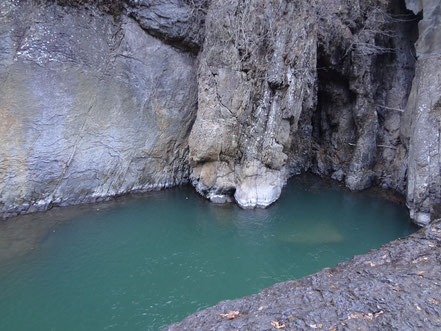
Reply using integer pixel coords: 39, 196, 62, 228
311, 0, 420, 185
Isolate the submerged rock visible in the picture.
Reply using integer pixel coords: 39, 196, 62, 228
279, 222, 344, 245
165, 219, 441, 330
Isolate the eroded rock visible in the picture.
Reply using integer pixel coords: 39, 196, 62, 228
125, 0, 208, 53
403, 0, 441, 225
189, 0, 316, 207
188, 0, 422, 211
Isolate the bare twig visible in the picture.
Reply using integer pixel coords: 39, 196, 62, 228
376, 104, 405, 112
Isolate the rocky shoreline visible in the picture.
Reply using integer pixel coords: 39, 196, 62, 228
165, 219, 441, 330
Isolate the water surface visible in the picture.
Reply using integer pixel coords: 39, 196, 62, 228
0, 176, 417, 330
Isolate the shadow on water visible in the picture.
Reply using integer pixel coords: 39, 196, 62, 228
0, 174, 418, 330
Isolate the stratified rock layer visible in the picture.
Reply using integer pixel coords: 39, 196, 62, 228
165, 219, 441, 330
0, 1, 197, 217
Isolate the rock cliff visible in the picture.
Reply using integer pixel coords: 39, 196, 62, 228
0, 0, 197, 217
188, 0, 316, 207
403, 0, 441, 225
0, 0, 440, 226
189, 0, 424, 216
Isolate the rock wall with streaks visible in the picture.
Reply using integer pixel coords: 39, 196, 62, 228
188, 0, 422, 215
188, 0, 316, 207
0, 0, 197, 217
403, 0, 441, 225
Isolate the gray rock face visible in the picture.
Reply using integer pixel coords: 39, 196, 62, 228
165, 219, 441, 330
188, 0, 316, 207
125, 0, 208, 53
189, 0, 421, 211
0, 0, 440, 226
403, 0, 441, 226
314, 0, 417, 195
0, 0, 197, 218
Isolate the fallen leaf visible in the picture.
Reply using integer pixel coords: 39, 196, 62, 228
220, 311, 240, 319
347, 312, 373, 321
310, 323, 323, 328
364, 261, 377, 267
329, 326, 337, 331
271, 320, 285, 329
389, 284, 401, 292
431, 299, 439, 305
374, 310, 384, 318
328, 285, 338, 289
412, 256, 429, 264
417, 271, 425, 275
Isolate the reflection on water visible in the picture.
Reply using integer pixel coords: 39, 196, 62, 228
0, 195, 139, 262
0, 175, 417, 331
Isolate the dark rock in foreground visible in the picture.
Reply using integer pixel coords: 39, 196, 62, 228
165, 220, 441, 330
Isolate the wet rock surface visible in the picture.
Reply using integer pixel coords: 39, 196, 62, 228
165, 219, 441, 330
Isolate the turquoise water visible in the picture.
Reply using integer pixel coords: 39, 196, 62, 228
0, 177, 417, 330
